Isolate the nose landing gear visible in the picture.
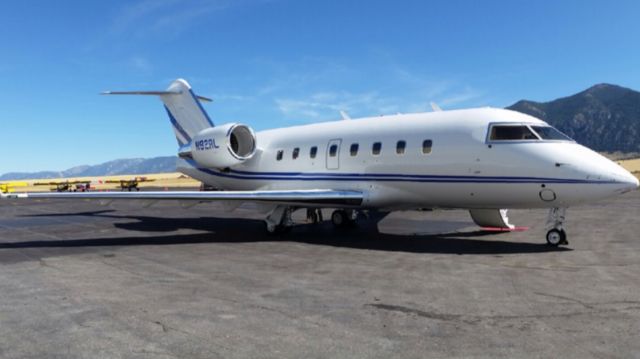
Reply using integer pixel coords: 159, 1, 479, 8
545, 207, 568, 246
546, 228, 566, 246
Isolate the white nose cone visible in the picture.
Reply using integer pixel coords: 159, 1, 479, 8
607, 161, 639, 194
625, 172, 639, 191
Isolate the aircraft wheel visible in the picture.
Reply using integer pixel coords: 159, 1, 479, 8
331, 210, 348, 228
546, 229, 566, 246
560, 229, 568, 245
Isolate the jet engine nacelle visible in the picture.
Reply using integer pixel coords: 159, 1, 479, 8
190, 123, 257, 168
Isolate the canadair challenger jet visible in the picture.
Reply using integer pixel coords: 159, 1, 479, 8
4, 79, 638, 246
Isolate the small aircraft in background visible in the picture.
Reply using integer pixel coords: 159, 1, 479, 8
33, 180, 92, 192
0, 181, 28, 194
105, 176, 155, 191
4, 79, 638, 247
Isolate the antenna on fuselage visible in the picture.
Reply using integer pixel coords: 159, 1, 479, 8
339, 110, 351, 120
430, 102, 442, 112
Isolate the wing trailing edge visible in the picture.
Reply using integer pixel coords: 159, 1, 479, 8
2, 189, 364, 207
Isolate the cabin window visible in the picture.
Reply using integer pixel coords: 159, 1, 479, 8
489, 125, 538, 141
396, 140, 406, 154
350, 143, 359, 156
372, 142, 382, 155
292, 147, 299, 159
329, 144, 338, 157
530, 126, 573, 141
276, 150, 283, 161
310, 146, 317, 158
422, 140, 432, 154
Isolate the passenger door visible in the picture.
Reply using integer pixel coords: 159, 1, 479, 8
326, 139, 342, 170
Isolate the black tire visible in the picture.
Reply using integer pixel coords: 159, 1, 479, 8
546, 229, 563, 246
331, 210, 347, 228
559, 229, 568, 245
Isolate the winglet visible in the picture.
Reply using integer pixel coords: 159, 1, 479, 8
430, 102, 442, 112
339, 110, 351, 120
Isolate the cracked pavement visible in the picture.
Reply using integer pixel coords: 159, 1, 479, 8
0, 190, 639, 358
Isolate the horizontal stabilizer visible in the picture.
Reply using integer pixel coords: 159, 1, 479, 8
102, 90, 213, 102
103, 79, 215, 146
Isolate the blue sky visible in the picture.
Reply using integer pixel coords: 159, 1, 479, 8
1, 0, 639, 173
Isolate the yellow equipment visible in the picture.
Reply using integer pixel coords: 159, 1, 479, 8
105, 176, 155, 191
33, 180, 91, 192
0, 181, 28, 193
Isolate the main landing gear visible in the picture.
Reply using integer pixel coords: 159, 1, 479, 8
264, 206, 294, 235
264, 207, 359, 234
545, 207, 568, 246
306, 208, 323, 224
331, 209, 357, 228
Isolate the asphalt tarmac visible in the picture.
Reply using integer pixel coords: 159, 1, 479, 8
0, 190, 639, 358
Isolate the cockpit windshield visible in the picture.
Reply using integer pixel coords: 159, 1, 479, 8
529, 126, 573, 141
489, 125, 538, 140
488, 124, 573, 142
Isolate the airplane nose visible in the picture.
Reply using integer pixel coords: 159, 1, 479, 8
593, 159, 639, 194
613, 169, 639, 193
628, 174, 639, 190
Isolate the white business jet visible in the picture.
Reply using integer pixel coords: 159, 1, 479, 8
5, 79, 638, 246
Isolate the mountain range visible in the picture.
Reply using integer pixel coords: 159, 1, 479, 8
508, 83, 640, 152
2, 83, 639, 180
0, 157, 177, 181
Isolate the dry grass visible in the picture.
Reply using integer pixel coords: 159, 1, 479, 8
618, 158, 640, 179
14, 172, 200, 192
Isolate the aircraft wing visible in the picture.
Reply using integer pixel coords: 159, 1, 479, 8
2, 189, 364, 207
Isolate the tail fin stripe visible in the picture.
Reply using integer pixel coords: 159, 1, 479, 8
189, 89, 214, 127
164, 106, 190, 145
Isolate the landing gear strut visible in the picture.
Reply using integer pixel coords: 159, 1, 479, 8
545, 207, 568, 246
331, 209, 357, 228
265, 206, 294, 234
306, 208, 323, 224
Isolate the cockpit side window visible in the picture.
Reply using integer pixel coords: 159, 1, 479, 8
529, 126, 573, 141
489, 125, 539, 141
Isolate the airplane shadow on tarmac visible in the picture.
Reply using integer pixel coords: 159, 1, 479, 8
10, 210, 569, 255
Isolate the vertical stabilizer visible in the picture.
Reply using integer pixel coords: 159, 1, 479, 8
160, 79, 214, 145
103, 78, 214, 146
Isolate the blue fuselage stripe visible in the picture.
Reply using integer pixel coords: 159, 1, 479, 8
182, 160, 616, 185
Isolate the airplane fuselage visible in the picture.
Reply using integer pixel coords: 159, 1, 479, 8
178, 108, 638, 210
